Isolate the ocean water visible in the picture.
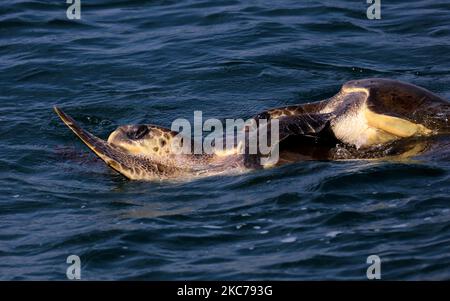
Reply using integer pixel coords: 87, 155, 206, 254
1, 0, 450, 280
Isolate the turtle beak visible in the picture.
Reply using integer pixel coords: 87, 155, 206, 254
53, 106, 140, 179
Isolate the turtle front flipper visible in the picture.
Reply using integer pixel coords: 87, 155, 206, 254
245, 106, 338, 167
251, 101, 336, 145
364, 108, 432, 138
54, 106, 182, 180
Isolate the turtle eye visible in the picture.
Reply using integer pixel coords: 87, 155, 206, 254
128, 125, 149, 140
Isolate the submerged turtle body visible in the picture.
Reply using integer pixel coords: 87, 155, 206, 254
55, 78, 449, 181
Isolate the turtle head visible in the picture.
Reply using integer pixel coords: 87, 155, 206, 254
106, 124, 181, 158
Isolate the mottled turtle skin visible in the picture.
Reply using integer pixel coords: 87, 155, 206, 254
55, 78, 449, 181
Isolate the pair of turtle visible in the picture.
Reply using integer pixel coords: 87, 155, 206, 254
55, 78, 450, 181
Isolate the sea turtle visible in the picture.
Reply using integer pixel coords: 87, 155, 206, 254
54, 78, 449, 181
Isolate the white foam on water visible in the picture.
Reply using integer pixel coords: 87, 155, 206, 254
281, 236, 297, 243
325, 231, 342, 238
202, 225, 222, 229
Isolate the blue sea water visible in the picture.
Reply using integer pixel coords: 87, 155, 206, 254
0, 0, 450, 280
